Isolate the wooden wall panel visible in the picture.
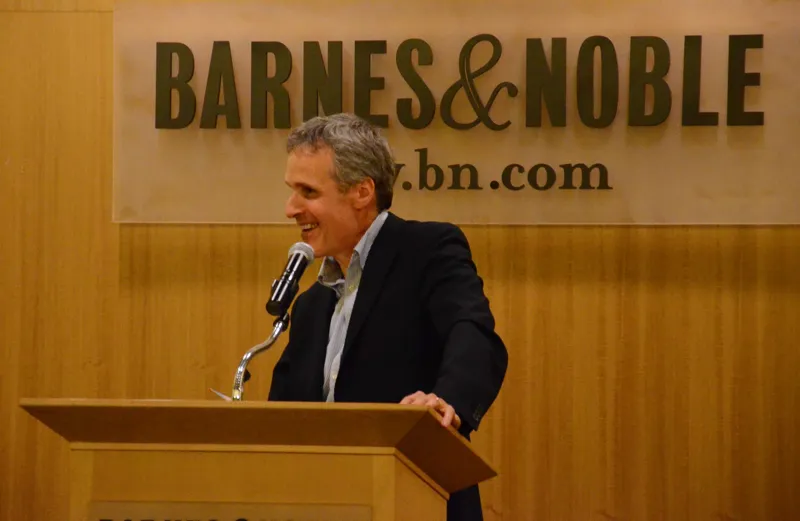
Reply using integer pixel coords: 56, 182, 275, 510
466, 228, 800, 520
1, 12, 113, 521
1, 8, 798, 521
0, 0, 111, 12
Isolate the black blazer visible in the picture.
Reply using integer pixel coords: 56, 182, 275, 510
268, 212, 508, 521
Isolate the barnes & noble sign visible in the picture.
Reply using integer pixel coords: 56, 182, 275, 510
113, 0, 800, 224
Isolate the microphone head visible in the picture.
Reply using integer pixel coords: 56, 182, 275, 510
266, 242, 315, 317
289, 242, 315, 262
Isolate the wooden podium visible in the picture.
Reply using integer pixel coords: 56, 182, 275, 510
20, 398, 496, 521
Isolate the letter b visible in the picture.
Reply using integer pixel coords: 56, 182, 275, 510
416, 148, 444, 190
155, 42, 197, 129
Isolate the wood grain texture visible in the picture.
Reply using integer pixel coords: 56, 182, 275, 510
82, 449, 410, 521
0, 0, 110, 11
466, 226, 800, 521
1, 8, 798, 521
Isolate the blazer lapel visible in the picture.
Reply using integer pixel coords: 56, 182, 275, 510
303, 285, 337, 401
341, 213, 402, 361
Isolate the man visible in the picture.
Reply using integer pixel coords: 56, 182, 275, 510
268, 113, 508, 521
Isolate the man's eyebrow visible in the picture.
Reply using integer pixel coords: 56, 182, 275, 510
286, 180, 316, 191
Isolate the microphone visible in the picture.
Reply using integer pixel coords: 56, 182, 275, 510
266, 242, 315, 317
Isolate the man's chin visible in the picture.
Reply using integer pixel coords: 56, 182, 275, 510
301, 236, 322, 258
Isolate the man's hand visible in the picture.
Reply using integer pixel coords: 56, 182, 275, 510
400, 391, 462, 429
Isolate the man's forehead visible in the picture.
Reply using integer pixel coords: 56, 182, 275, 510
285, 159, 333, 185
286, 148, 336, 179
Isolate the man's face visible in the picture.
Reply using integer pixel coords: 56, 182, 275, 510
284, 145, 363, 260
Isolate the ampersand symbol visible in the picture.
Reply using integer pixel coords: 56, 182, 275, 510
441, 34, 519, 131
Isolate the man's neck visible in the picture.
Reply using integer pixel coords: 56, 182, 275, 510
333, 208, 380, 272
333, 253, 352, 273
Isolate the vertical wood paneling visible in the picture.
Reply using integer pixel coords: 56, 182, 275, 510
0, 12, 23, 520
1, 9, 798, 521
0, 0, 111, 12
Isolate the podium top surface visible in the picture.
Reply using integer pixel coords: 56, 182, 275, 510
20, 398, 496, 493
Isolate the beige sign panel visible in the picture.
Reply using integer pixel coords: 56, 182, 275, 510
89, 501, 371, 521
113, 0, 800, 224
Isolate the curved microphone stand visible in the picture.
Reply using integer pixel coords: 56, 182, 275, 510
231, 311, 290, 401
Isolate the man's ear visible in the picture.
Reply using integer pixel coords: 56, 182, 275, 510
351, 177, 376, 210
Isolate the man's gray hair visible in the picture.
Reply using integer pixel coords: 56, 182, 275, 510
286, 113, 398, 211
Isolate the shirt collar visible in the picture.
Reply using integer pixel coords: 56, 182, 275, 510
318, 211, 389, 289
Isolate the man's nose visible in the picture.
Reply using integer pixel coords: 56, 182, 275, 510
285, 192, 301, 219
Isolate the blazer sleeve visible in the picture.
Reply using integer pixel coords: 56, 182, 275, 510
421, 224, 509, 435
267, 293, 304, 401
